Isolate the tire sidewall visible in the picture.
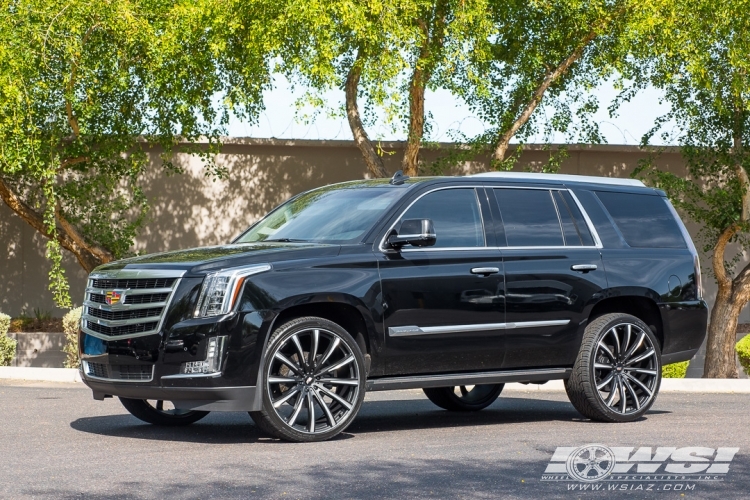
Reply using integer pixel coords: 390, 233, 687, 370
259, 317, 367, 442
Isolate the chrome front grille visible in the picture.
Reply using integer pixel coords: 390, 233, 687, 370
83, 361, 154, 382
82, 270, 184, 341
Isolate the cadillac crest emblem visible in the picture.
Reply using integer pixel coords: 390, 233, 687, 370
105, 290, 123, 305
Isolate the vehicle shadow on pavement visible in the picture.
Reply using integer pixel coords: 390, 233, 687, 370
68, 396, 670, 443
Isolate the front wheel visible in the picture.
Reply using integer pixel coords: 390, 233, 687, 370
423, 384, 504, 411
249, 317, 367, 442
119, 398, 209, 426
565, 313, 661, 422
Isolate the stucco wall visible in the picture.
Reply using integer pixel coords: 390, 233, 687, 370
1, 139, 747, 325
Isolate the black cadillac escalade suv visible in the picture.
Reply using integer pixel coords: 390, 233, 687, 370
79, 172, 707, 442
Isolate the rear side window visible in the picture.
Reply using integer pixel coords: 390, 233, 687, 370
555, 191, 595, 246
595, 191, 686, 248
494, 189, 564, 246
401, 188, 485, 248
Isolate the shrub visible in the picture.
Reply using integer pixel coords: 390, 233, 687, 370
0, 312, 16, 366
62, 307, 83, 369
662, 361, 689, 378
736, 335, 750, 377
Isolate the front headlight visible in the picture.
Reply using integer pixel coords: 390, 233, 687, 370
193, 264, 271, 318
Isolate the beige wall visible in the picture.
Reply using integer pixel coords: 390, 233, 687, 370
1, 139, 745, 322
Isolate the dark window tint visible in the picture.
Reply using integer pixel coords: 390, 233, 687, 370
402, 189, 484, 247
595, 191, 686, 248
555, 191, 594, 246
495, 189, 563, 247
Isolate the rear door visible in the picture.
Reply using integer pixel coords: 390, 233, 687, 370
488, 185, 608, 369
378, 186, 506, 376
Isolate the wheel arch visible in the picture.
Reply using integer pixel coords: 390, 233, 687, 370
589, 294, 664, 349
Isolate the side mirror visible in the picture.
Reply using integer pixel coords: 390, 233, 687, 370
387, 219, 436, 249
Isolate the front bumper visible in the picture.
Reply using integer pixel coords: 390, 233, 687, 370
82, 376, 261, 411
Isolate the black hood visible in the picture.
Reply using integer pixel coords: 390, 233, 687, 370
93, 243, 341, 275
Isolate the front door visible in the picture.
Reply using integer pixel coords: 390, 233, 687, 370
489, 186, 608, 369
379, 187, 506, 376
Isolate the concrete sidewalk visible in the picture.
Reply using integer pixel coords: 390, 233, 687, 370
1, 367, 750, 393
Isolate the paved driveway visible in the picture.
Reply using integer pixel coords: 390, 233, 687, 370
1, 381, 747, 499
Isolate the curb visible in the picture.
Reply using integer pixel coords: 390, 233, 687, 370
1, 368, 749, 393
0, 367, 82, 383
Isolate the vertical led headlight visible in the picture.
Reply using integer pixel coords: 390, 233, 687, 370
193, 264, 271, 318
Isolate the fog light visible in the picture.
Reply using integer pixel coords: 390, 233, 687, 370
180, 336, 227, 375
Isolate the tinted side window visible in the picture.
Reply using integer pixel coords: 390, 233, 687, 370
402, 189, 484, 248
555, 191, 595, 246
595, 191, 686, 248
494, 189, 563, 247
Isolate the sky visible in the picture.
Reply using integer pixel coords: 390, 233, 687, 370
226, 75, 676, 146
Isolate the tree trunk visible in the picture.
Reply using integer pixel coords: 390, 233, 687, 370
704, 288, 741, 378
401, 65, 425, 178
345, 57, 389, 179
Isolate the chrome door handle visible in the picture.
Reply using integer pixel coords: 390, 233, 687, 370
571, 264, 597, 273
471, 267, 500, 276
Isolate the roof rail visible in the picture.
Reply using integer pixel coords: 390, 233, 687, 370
469, 171, 645, 187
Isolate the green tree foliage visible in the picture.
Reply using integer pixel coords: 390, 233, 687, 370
0, 0, 270, 306
629, 0, 750, 377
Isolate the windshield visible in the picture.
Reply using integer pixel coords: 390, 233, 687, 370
235, 186, 404, 244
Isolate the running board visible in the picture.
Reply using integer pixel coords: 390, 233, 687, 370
366, 368, 571, 392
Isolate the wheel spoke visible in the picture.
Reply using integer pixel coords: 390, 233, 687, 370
618, 377, 627, 413
622, 331, 645, 361
608, 327, 620, 357
286, 388, 306, 426
594, 362, 614, 370
316, 355, 355, 376
316, 384, 353, 410
312, 388, 337, 427
623, 367, 657, 376
625, 348, 655, 365
621, 324, 631, 357
596, 372, 614, 390
272, 386, 301, 408
306, 391, 316, 433
309, 329, 320, 370
624, 373, 653, 397
605, 383, 618, 406
274, 352, 304, 375
597, 341, 616, 361
318, 378, 359, 386
268, 376, 300, 385
317, 337, 340, 371
291, 334, 307, 369
622, 376, 641, 410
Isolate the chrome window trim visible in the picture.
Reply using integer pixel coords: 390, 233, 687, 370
379, 185, 489, 253
81, 270, 185, 341
549, 190, 567, 246
82, 360, 155, 383
566, 190, 604, 248
388, 319, 571, 337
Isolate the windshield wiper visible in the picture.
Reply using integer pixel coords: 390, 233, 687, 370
264, 238, 310, 243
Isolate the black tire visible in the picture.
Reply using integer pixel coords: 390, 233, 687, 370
565, 313, 662, 422
423, 384, 504, 411
249, 316, 367, 442
119, 397, 209, 426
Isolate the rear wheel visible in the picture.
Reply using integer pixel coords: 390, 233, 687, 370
565, 313, 661, 422
119, 398, 209, 426
249, 317, 366, 442
423, 384, 504, 411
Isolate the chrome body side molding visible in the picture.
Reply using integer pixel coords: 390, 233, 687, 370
366, 368, 571, 391
388, 319, 571, 337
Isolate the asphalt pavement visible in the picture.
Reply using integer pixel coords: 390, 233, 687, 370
0, 380, 748, 500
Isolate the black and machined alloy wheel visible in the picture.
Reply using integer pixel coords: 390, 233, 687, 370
250, 317, 367, 442
119, 397, 210, 426
565, 313, 661, 422
423, 384, 504, 411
